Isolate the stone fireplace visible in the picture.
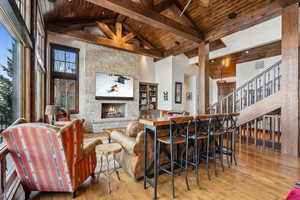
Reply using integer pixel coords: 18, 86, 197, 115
101, 103, 126, 119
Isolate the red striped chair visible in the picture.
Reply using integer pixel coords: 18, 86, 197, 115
3, 119, 102, 199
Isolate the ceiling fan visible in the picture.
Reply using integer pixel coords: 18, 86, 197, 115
180, 0, 210, 16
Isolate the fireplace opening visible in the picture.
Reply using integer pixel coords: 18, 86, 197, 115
101, 103, 126, 119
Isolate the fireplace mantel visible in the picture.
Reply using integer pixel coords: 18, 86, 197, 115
92, 117, 138, 124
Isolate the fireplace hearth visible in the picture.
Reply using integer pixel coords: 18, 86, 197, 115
101, 103, 126, 119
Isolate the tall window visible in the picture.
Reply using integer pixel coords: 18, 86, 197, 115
0, 23, 21, 142
35, 5, 45, 121
51, 44, 79, 113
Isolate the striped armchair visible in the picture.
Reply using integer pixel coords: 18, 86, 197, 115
3, 119, 102, 199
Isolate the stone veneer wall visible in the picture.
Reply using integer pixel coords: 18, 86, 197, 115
82, 44, 140, 132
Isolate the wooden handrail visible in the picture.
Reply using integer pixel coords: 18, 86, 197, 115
209, 61, 281, 114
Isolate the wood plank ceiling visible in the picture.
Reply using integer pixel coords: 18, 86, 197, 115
40, 0, 292, 77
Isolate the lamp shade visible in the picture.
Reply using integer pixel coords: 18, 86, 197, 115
45, 105, 58, 115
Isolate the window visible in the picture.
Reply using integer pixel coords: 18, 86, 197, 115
35, 5, 45, 121
51, 44, 79, 113
0, 23, 21, 142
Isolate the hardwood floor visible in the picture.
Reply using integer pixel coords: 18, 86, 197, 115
31, 144, 300, 200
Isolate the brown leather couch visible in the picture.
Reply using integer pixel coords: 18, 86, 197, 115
111, 120, 189, 181
110, 121, 154, 181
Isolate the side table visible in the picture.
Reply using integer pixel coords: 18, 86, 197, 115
96, 143, 122, 194
103, 127, 126, 143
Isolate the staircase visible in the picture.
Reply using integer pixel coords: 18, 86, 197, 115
210, 61, 282, 151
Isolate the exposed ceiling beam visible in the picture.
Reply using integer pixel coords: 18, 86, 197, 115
210, 39, 226, 51
116, 15, 127, 23
170, 4, 197, 30
169, 2, 198, 30
154, 40, 198, 61
47, 17, 116, 27
115, 22, 123, 40
153, 0, 173, 12
140, 0, 154, 9
205, 1, 283, 42
185, 39, 227, 58
277, 0, 299, 8
164, 41, 199, 57
47, 25, 163, 58
122, 32, 136, 42
96, 22, 117, 40
85, 0, 203, 42
123, 23, 161, 50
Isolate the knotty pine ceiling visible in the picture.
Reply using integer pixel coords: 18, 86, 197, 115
41, 0, 275, 51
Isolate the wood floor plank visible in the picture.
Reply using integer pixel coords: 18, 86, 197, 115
31, 144, 300, 200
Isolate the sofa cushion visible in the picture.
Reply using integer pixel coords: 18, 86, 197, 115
125, 121, 144, 137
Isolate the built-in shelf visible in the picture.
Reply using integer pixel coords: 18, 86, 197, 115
139, 82, 158, 111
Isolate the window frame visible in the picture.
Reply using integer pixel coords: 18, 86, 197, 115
50, 43, 80, 114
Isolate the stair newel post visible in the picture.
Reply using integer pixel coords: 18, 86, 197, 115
262, 73, 266, 99
220, 97, 223, 113
226, 96, 229, 113
240, 89, 242, 111
272, 64, 277, 94
254, 78, 257, 104
233, 91, 236, 113
247, 83, 249, 107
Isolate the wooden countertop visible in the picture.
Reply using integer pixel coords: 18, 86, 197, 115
139, 113, 239, 127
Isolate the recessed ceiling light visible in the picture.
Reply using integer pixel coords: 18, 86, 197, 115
228, 12, 237, 19
211, 60, 215, 63
245, 51, 249, 54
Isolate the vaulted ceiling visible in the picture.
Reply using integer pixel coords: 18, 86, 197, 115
40, 0, 294, 77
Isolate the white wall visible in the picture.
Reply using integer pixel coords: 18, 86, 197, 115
189, 16, 281, 64
155, 55, 199, 114
236, 55, 281, 87
138, 55, 156, 83
172, 54, 198, 111
155, 56, 173, 110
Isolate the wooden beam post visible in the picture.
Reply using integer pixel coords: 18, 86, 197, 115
281, 3, 300, 157
198, 43, 210, 114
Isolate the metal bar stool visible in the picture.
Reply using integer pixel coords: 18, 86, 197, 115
157, 118, 191, 198
221, 114, 238, 168
200, 116, 225, 180
180, 117, 208, 186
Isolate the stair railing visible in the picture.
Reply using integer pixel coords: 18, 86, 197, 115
209, 60, 281, 114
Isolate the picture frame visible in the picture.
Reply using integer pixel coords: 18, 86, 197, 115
175, 82, 182, 104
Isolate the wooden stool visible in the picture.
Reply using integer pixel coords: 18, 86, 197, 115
96, 143, 122, 194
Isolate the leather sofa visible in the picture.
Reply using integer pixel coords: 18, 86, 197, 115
110, 121, 171, 181
110, 121, 153, 180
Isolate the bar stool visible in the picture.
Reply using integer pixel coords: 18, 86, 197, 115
156, 118, 191, 198
201, 116, 225, 180
96, 143, 122, 194
181, 117, 208, 186
221, 114, 238, 167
